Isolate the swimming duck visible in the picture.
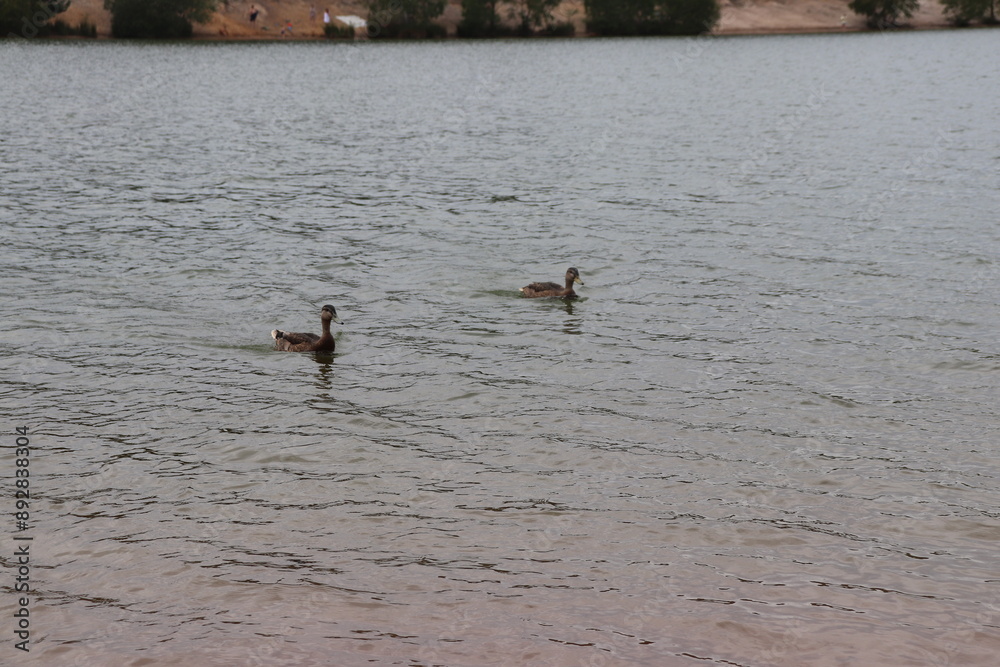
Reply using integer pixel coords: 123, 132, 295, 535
271, 304, 342, 352
520, 267, 584, 298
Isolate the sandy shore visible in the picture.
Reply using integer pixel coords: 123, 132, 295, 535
715, 0, 949, 34
55, 0, 952, 40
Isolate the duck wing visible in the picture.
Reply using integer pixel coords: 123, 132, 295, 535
521, 281, 561, 292
520, 281, 564, 297
272, 329, 320, 351
281, 331, 319, 345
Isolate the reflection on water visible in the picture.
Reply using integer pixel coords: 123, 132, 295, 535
1, 30, 999, 666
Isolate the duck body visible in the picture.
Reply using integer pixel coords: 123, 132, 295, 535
272, 304, 342, 352
520, 267, 584, 298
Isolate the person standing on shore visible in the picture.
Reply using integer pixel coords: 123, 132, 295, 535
323, 8, 330, 25
249, 5, 259, 24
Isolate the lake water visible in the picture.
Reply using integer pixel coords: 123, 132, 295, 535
1, 29, 998, 666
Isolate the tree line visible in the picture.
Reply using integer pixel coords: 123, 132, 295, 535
3, 0, 998, 40
849, 0, 996, 28
362, 0, 722, 38
1, 0, 94, 36
1, 0, 722, 38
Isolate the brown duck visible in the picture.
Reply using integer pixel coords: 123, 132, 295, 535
271, 304, 342, 352
520, 267, 584, 298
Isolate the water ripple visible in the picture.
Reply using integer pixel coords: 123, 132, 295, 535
2, 32, 999, 666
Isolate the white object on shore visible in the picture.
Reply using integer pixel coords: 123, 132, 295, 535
335, 15, 367, 29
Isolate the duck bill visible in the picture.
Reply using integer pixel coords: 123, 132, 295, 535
574, 277, 584, 285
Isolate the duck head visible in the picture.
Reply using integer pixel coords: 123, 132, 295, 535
321, 304, 343, 324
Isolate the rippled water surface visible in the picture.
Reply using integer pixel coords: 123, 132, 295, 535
2, 30, 999, 666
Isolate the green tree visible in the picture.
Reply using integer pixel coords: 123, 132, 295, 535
103, 0, 217, 38
460, 0, 573, 36
458, 0, 503, 36
507, 0, 560, 33
847, 0, 919, 28
2, 0, 70, 37
367, 0, 446, 38
940, 0, 996, 24
667, 0, 720, 33
585, 0, 718, 35
585, 0, 646, 35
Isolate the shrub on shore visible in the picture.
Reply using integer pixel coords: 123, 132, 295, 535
49, 17, 97, 36
459, 0, 576, 37
323, 22, 354, 39
458, 0, 506, 36
940, 0, 998, 24
1, 0, 69, 36
366, 0, 447, 38
537, 20, 574, 36
103, 0, 217, 38
584, 0, 720, 36
847, 0, 920, 29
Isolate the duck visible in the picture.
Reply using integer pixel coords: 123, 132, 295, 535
271, 304, 342, 352
520, 267, 584, 298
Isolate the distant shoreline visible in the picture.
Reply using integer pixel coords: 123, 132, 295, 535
26, 22, 978, 42
14, 0, 978, 42
30, 24, 978, 42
